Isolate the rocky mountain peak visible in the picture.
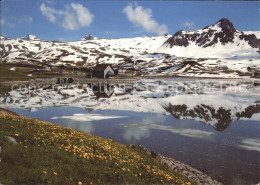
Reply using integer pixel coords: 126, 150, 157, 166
206, 18, 236, 33
164, 18, 260, 49
218, 18, 235, 30
26, 34, 39, 40
83, 34, 96, 41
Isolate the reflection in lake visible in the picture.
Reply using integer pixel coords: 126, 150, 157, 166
1, 78, 260, 184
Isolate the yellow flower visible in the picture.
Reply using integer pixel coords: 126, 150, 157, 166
42, 171, 47, 175
78, 181, 83, 185
15, 133, 19, 137
53, 172, 58, 176
186, 183, 191, 185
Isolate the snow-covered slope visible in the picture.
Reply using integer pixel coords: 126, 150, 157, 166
0, 18, 260, 78
0, 34, 171, 67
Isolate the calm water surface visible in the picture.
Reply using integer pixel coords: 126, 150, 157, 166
1, 78, 260, 184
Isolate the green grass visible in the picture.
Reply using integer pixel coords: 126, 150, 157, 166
0, 114, 193, 185
0, 85, 13, 95
30, 71, 88, 79
0, 67, 30, 82
0, 65, 89, 81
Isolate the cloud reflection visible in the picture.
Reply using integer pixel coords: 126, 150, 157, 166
78, 122, 95, 133
239, 138, 260, 152
121, 122, 214, 142
51, 113, 127, 122
123, 127, 150, 142
141, 124, 214, 138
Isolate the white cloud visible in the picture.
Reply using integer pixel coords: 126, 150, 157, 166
181, 21, 196, 30
40, 3, 94, 30
40, 3, 57, 23
123, 4, 168, 35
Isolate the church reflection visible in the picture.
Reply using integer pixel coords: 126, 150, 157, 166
90, 83, 115, 99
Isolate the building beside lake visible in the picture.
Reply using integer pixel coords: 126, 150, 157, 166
91, 64, 115, 78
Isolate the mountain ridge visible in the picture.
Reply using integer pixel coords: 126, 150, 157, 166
1, 18, 260, 78
163, 18, 260, 49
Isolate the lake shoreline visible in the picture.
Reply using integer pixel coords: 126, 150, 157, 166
1, 76, 260, 86
135, 145, 222, 185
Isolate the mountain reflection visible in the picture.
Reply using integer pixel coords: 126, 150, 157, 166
163, 103, 260, 131
0, 79, 259, 131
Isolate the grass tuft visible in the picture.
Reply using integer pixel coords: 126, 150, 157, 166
0, 67, 29, 82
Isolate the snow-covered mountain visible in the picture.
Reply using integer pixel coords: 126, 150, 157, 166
163, 18, 260, 49
159, 18, 260, 58
0, 18, 260, 78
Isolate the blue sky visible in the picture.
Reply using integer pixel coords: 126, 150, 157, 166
1, 1, 260, 41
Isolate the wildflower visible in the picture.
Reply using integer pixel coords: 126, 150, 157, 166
14, 133, 19, 137
78, 181, 83, 185
186, 183, 191, 185
42, 171, 47, 175
53, 172, 58, 176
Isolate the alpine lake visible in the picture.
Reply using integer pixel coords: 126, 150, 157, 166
1, 77, 260, 185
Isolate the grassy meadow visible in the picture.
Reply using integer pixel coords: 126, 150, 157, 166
0, 113, 193, 185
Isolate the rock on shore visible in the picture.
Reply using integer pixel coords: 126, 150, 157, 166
132, 145, 222, 185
